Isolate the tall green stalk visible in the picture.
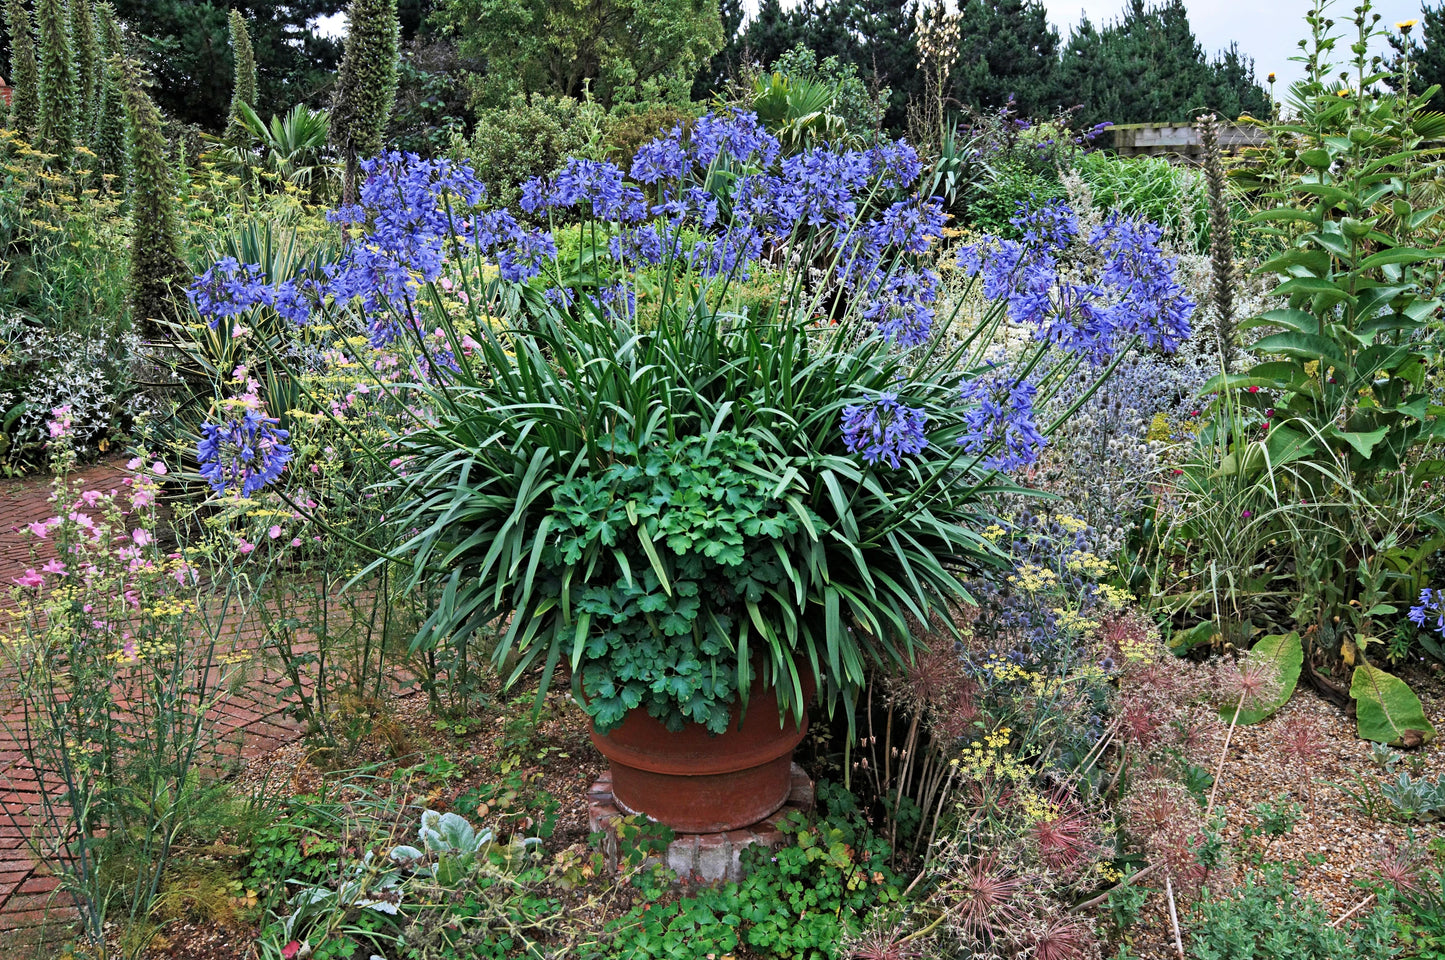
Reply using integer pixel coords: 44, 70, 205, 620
5, 0, 39, 137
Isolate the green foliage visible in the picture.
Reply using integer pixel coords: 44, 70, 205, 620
438, 0, 723, 109
331, 0, 399, 204
109, 1, 344, 131
228, 9, 258, 141
1187, 863, 1400, 959
5, 0, 38, 136
950, 0, 1061, 118
1074, 150, 1212, 255
385, 272, 1007, 735
963, 157, 1065, 236
35, 0, 75, 165
1350, 664, 1437, 747
385, 38, 472, 157
602, 787, 904, 960
552, 432, 807, 732
1175, 0, 1445, 676
120, 57, 186, 333
765, 44, 887, 141
466, 94, 607, 209
227, 101, 335, 198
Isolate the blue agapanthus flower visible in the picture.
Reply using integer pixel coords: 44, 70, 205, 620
1409, 588, 1445, 636
841, 393, 929, 468
188, 258, 271, 327
957, 199, 1194, 364
196, 409, 294, 498
957, 370, 1046, 472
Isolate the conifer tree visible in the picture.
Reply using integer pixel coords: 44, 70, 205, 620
93, 2, 127, 185
227, 8, 256, 139
119, 57, 185, 334
71, 0, 98, 127
35, 0, 75, 164
950, 0, 1061, 117
331, 0, 399, 206
5, 0, 38, 136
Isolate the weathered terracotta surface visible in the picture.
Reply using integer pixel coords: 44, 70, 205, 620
589, 672, 814, 833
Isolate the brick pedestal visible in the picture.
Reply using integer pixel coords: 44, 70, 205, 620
587, 763, 814, 885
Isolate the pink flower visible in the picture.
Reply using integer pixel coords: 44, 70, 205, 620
79, 490, 104, 507
13, 570, 45, 588
120, 637, 139, 661
132, 528, 153, 547
127, 457, 143, 471
232, 364, 248, 380
281, 941, 302, 960
150, 462, 167, 476
25, 520, 53, 538
41, 559, 66, 576
238, 540, 255, 555
131, 488, 155, 508
290, 538, 302, 547
268, 525, 282, 540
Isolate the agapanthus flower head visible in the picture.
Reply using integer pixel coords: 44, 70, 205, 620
188, 258, 270, 327
196, 407, 294, 498
1408, 587, 1445, 636
957, 201, 1194, 364
688, 111, 780, 169
957, 370, 1046, 472
841, 393, 929, 468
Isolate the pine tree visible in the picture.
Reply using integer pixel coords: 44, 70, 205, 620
950, 0, 1061, 117
93, 2, 126, 185
71, 0, 99, 128
692, 0, 744, 97
330, 0, 399, 206
35, 0, 75, 164
739, 0, 801, 73
227, 8, 257, 140
119, 56, 185, 334
5, 0, 38, 136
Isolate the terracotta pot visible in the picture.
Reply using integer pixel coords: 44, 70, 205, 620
589, 670, 814, 833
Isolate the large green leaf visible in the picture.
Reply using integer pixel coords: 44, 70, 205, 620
1251, 332, 1350, 373
1220, 632, 1302, 725
1349, 664, 1437, 746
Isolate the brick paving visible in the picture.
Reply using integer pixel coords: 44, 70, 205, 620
0, 461, 393, 939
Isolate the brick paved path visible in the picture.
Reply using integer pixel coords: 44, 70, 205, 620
0, 461, 387, 941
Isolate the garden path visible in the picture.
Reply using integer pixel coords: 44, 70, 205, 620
0, 460, 313, 942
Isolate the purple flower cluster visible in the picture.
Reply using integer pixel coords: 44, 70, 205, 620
190, 153, 556, 346
957, 199, 1194, 363
957, 369, 1047, 472
840, 393, 929, 468
196, 408, 294, 498
187, 116, 948, 353
1408, 588, 1445, 636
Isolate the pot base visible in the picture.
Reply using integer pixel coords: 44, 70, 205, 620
588, 764, 815, 885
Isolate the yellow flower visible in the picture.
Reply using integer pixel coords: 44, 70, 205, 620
1397, 19, 1417, 30
1267, 72, 1276, 83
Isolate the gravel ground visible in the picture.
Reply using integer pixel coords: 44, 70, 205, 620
108, 662, 1445, 960
1121, 661, 1445, 957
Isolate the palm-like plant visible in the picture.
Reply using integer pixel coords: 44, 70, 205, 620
220, 102, 337, 201
748, 72, 853, 155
